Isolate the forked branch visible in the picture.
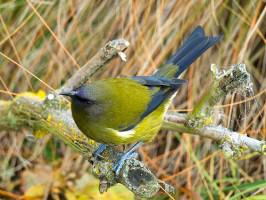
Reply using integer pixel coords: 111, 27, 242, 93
0, 39, 265, 198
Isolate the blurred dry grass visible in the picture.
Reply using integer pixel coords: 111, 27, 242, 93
0, 0, 265, 199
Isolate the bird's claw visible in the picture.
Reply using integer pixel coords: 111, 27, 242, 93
113, 151, 138, 176
92, 144, 107, 160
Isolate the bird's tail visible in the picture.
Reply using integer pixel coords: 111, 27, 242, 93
154, 26, 221, 78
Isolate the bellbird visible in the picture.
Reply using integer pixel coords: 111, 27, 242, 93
60, 26, 221, 175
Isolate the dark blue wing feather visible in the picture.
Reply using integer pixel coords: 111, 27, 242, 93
122, 76, 186, 131
131, 76, 187, 88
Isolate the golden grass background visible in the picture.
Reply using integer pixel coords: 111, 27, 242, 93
0, 0, 265, 199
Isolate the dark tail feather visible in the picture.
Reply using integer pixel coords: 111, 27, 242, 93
154, 26, 221, 78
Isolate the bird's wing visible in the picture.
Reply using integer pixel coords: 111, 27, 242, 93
132, 76, 187, 118
131, 76, 187, 88
121, 76, 186, 131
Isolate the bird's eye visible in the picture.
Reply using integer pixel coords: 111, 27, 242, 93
76, 96, 88, 102
76, 96, 94, 105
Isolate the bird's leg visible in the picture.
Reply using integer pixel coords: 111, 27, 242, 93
92, 143, 107, 160
113, 141, 143, 176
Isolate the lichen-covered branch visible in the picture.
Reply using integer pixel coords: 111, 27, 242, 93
164, 64, 266, 157
0, 38, 265, 198
187, 64, 253, 129
162, 121, 266, 157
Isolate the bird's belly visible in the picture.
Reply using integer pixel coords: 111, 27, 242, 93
101, 100, 168, 145
74, 101, 169, 145
133, 101, 168, 142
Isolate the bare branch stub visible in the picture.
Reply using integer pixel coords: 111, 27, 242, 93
58, 39, 130, 94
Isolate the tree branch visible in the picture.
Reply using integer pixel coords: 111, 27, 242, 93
162, 120, 266, 157
58, 39, 129, 93
163, 64, 266, 157
0, 39, 265, 198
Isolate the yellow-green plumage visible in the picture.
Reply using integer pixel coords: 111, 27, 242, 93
71, 78, 169, 144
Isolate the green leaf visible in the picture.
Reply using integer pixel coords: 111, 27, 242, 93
225, 180, 266, 200
244, 195, 266, 200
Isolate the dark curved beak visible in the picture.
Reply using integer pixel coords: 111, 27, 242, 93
59, 90, 77, 97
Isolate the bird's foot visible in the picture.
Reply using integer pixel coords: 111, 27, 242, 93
113, 142, 143, 176
92, 144, 107, 160
113, 151, 138, 176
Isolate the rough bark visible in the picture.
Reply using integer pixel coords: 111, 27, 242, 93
0, 39, 265, 198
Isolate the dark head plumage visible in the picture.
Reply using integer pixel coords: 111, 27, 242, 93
60, 86, 95, 104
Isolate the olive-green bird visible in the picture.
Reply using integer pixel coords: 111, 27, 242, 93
60, 26, 221, 175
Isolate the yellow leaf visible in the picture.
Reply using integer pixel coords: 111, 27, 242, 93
204, 116, 213, 125
24, 184, 45, 199
36, 90, 46, 100
75, 174, 134, 200
33, 129, 48, 139
47, 114, 52, 122
65, 190, 77, 200
17, 90, 46, 101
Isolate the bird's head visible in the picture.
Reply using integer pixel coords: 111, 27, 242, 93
59, 86, 96, 105
60, 85, 105, 120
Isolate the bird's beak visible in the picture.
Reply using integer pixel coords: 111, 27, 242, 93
59, 90, 77, 97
